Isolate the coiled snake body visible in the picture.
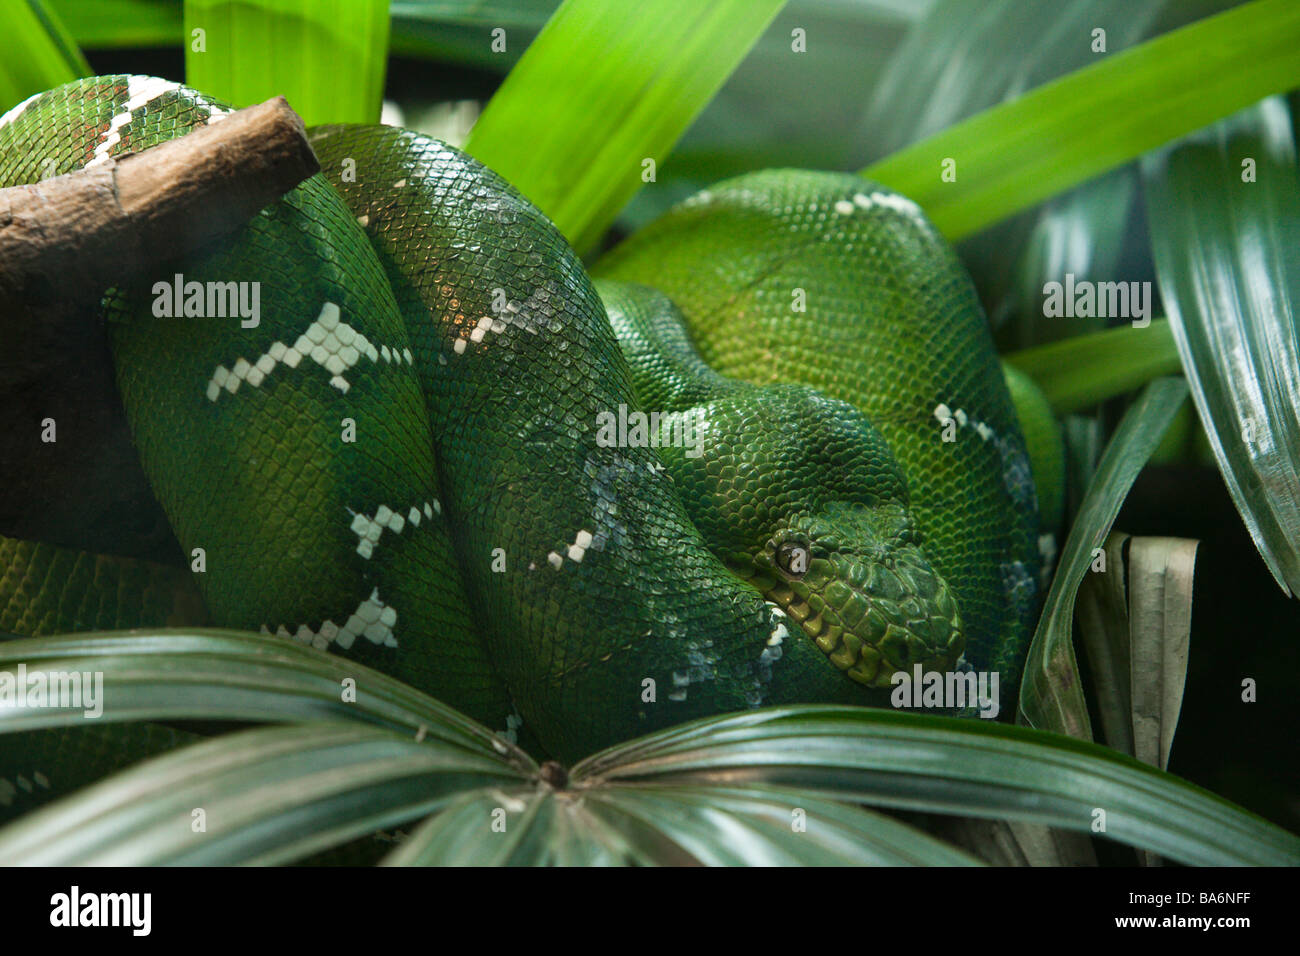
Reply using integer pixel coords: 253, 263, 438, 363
0, 77, 1039, 786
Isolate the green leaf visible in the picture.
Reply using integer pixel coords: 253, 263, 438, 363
1017, 378, 1189, 739
617, 0, 918, 234
0, 630, 533, 764
381, 788, 562, 865
1142, 96, 1300, 597
183, 0, 390, 125
851, 0, 1166, 165
0, 722, 527, 865
988, 167, 1137, 348
862, 0, 1300, 241
463, 0, 787, 254
389, 0, 556, 68
573, 704, 1300, 866
5, 631, 1291, 865
1004, 319, 1183, 414
0, 0, 90, 114
47, 0, 182, 48
586, 785, 982, 866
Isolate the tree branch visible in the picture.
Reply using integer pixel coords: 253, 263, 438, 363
0, 95, 320, 313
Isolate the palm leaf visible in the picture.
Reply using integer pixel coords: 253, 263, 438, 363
183, 0, 390, 124
573, 705, 1300, 866
863, 0, 1300, 241
1004, 320, 1182, 414
1143, 96, 1300, 596
5, 631, 1295, 864
0, 0, 89, 114
463, 0, 786, 254
851, 0, 1167, 165
0, 630, 527, 758
0, 722, 527, 865
1017, 378, 1188, 739
46, 0, 181, 48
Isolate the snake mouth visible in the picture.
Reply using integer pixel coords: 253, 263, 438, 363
749, 544, 964, 688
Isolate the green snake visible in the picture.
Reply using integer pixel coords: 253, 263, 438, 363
0, 76, 1042, 808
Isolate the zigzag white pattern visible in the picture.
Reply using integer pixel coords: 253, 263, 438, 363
84, 77, 182, 169
349, 500, 439, 559
260, 588, 398, 651
206, 302, 414, 401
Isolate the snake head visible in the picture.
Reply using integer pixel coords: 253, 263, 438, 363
674, 383, 965, 689
749, 505, 963, 687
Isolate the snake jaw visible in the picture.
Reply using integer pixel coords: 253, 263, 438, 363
748, 528, 963, 689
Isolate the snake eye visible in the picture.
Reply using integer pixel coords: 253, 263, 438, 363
775, 540, 811, 578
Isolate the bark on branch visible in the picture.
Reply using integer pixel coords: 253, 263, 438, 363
0, 95, 319, 313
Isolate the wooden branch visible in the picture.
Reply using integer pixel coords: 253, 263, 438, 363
0, 96, 320, 313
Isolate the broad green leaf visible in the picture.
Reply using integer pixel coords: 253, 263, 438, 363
585, 784, 982, 866
990, 168, 1137, 348
848, 0, 1164, 332
862, 0, 1300, 241
464, 0, 786, 254
0, 0, 90, 114
0, 722, 526, 865
48, 0, 182, 48
382, 789, 564, 866
1004, 319, 1182, 414
573, 704, 1300, 866
388, 785, 683, 865
1142, 96, 1300, 596
617, 0, 919, 234
183, 0, 390, 125
0, 630, 533, 764
851, 0, 1165, 165
1018, 378, 1189, 739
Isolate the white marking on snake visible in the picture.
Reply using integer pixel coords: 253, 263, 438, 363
85, 77, 182, 169
848, 190, 925, 223
206, 302, 413, 400
348, 500, 434, 558
447, 287, 550, 356
762, 603, 787, 660
548, 528, 597, 569
933, 402, 998, 444
834, 199, 854, 215
261, 587, 398, 651
0, 91, 42, 128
